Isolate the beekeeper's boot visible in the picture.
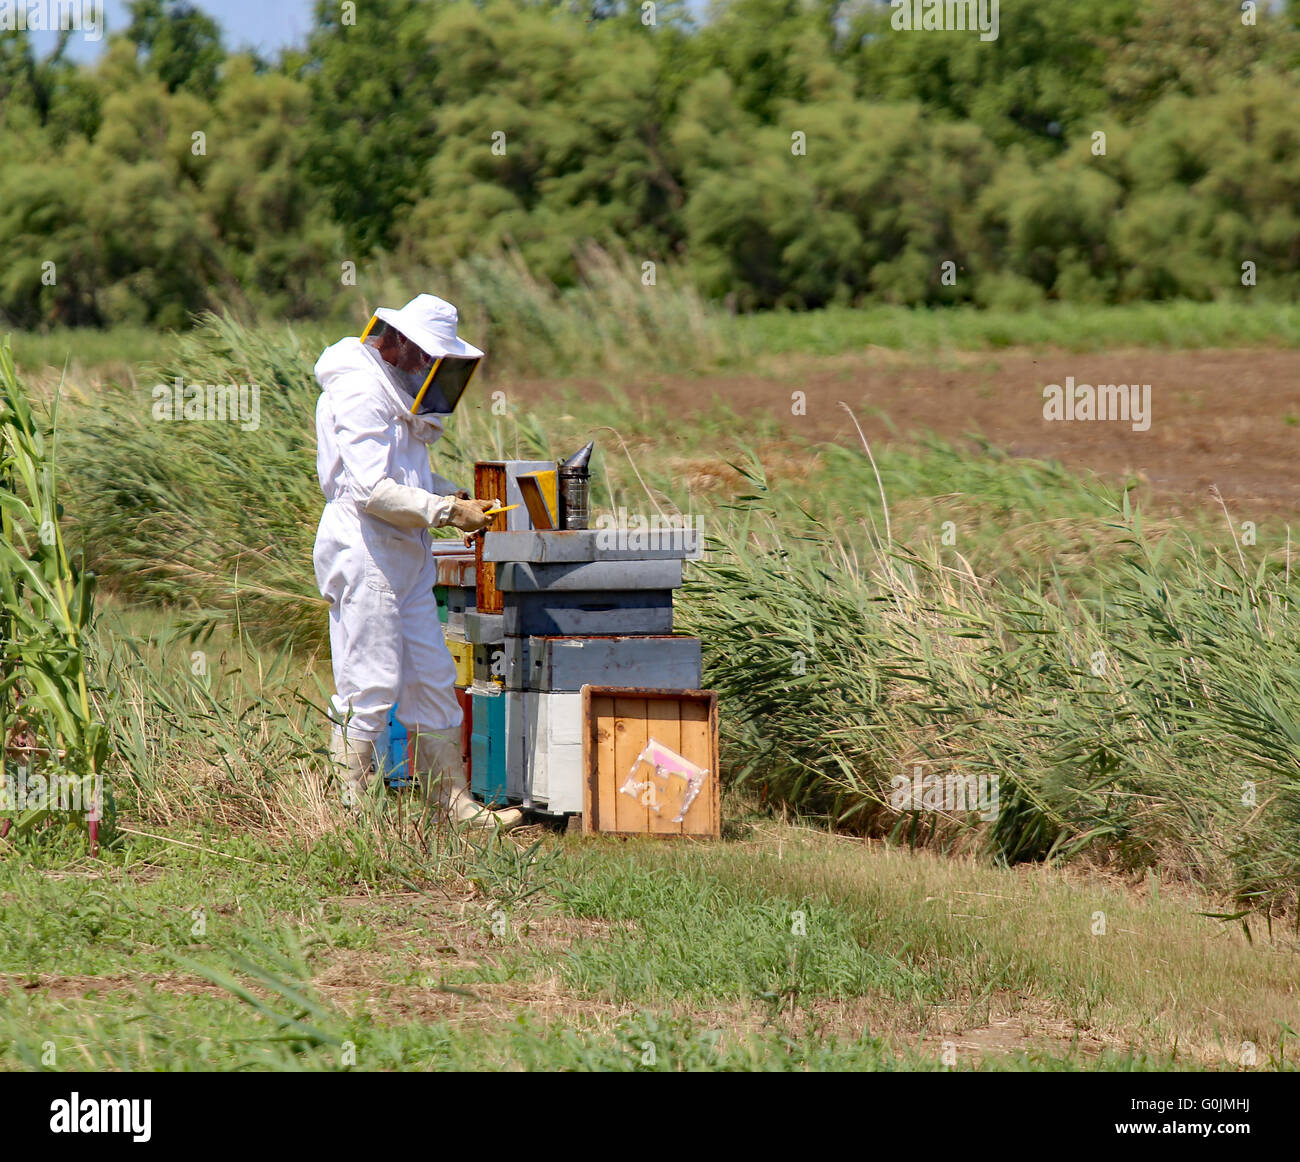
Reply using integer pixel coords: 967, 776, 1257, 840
329, 728, 378, 809
413, 728, 524, 831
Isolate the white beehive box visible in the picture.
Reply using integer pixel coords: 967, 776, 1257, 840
505, 690, 584, 815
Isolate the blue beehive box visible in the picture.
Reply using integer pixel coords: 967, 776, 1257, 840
384, 705, 414, 789
504, 634, 702, 692
470, 689, 508, 805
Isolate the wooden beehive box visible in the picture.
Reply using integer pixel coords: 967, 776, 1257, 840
581, 687, 719, 837
474, 461, 510, 614
474, 460, 555, 613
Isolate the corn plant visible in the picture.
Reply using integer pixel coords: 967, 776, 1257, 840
0, 337, 107, 848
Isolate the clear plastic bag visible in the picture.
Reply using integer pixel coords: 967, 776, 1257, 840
618, 737, 709, 823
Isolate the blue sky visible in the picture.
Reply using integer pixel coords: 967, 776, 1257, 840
26, 0, 319, 63
17, 0, 724, 62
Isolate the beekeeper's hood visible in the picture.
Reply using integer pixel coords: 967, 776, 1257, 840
365, 293, 484, 417
313, 334, 440, 446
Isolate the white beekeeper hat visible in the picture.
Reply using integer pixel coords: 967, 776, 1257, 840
374, 294, 484, 361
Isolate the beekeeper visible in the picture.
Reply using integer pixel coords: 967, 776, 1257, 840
313, 293, 522, 829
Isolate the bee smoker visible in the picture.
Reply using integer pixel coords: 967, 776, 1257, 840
558, 440, 595, 530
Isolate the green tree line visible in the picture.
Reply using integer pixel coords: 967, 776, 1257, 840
1, 0, 1297, 329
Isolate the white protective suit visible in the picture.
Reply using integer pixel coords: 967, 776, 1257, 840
312, 336, 461, 747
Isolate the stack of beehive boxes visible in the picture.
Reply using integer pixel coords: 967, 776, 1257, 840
431, 459, 717, 834
459, 459, 554, 810
481, 528, 704, 821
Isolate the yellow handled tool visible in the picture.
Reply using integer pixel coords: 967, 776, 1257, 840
462, 502, 518, 547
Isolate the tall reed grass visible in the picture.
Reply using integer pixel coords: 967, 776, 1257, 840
53, 319, 1300, 916
90, 607, 551, 895
435, 244, 745, 377
259, 243, 745, 379
678, 477, 1300, 917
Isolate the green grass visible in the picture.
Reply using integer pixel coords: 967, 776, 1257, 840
8, 326, 170, 375
9, 247, 741, 385
554, 852, 929, 1004
2, 812, 1292, 1071
679, 479, 1300, 906
739, 301, 1300, 356
11, 299, 1300, 389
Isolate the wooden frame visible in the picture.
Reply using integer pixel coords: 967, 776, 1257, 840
581, 687, 719, 837
474, 462, 510, 613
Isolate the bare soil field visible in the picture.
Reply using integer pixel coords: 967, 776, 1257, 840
518, 348, 1300, 515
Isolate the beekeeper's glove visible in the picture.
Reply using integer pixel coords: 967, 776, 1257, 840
446, 497, 498, 534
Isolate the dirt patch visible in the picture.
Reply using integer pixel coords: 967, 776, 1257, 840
915, 1002, 1116, 1065
306, 895, 628, 1020
4, 972, 231, 1001
511, 348, 1300, 516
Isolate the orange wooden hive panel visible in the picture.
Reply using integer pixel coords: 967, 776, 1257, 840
473, 462, 509, 614
582, 687, 719, 837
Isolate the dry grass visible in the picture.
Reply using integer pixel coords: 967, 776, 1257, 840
700, 822, 1299, 1066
